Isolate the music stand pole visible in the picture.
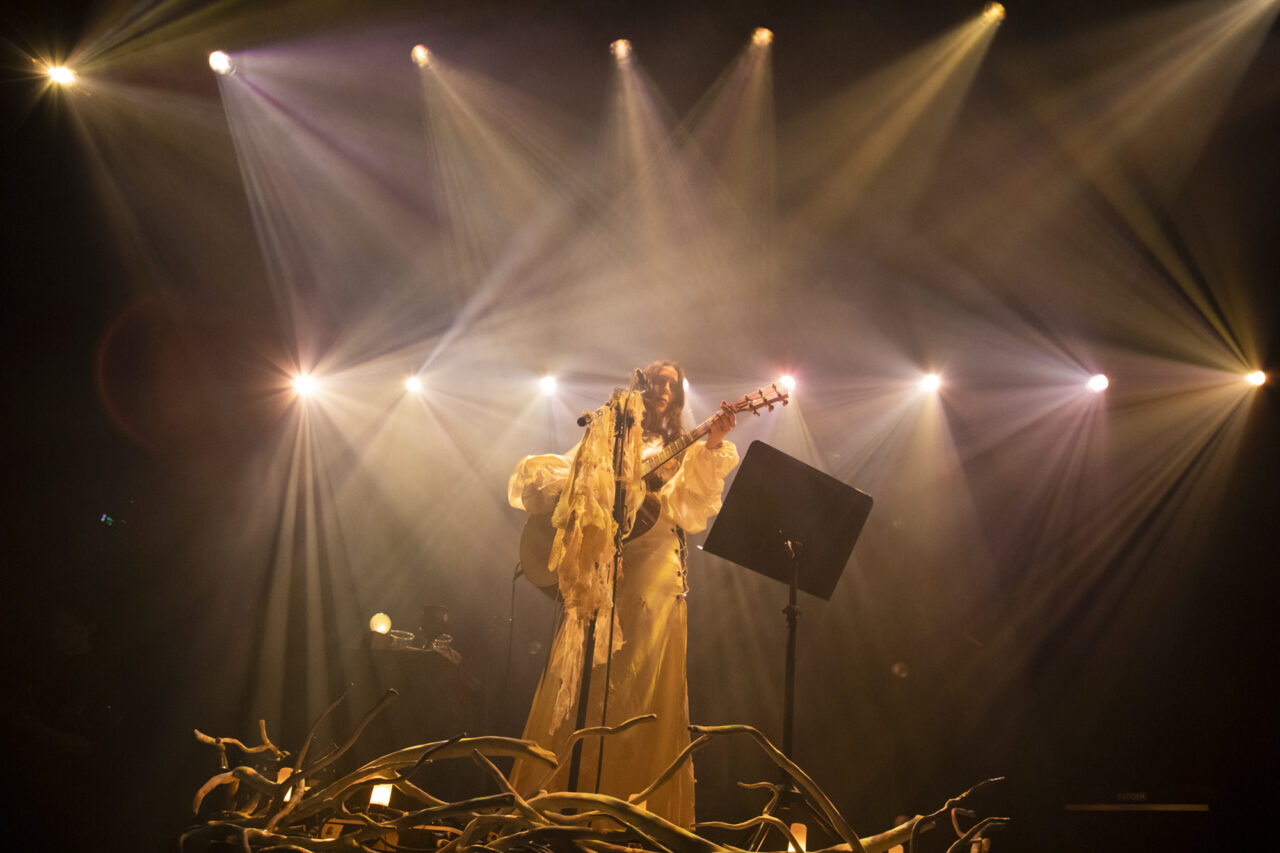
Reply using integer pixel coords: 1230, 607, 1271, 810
782, 540, 799, 759
702, 441, 874, 849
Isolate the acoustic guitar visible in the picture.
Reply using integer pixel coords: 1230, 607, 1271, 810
518, 383, 790, 593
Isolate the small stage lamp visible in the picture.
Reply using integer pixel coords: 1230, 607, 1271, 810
411, 45, 432, 67
983, 3, 1006, 22
369, 784, 393, 807
1245, 370, 1266, 386
292, 373, 319, 396
1087, 374, 1109, 393
753, 28, 774, 47
47, 65, 76, 85
405, 376, 422, 393
611, 39, 632, 61
919, 373, 941, 392
540, 375, 557, 394
209, 51, 234, 75
780, 375, 796, 392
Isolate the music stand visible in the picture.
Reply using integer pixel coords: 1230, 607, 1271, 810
703, 441, 872, 848
703, 437, 871, 748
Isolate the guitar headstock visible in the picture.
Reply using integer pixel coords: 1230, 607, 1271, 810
730, 382, 790, 416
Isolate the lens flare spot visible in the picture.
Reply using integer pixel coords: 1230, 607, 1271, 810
540, 375, 557, 394
411, 44, 432, 67
1245, 370, 1266, 386
1087, 374, 1109, 393
919, 373, 941, 392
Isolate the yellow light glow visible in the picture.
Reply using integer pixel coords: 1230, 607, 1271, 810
209, 51, 234, 75
780, 375, 796, 391
369, 783, 393, 807
753, 28, 774, 47
788, 822, 807, 852
1087, 374, 1109, 393
983, 2, 1006, 22
1245, 370, 1266, 386
405, 376, 422, 392
292, 373, 318, 395
411, 45, 432, 68
920, 374, 941, 392
47, 65, 76, 85
369, 613, 391, 634
611, 39, 632, 61
540, 375, 557, 394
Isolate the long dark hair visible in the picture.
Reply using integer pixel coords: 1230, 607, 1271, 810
633, 360, 686, 444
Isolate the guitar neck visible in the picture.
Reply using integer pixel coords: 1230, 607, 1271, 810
641, 420, 714, 477
636, 382, 788, 478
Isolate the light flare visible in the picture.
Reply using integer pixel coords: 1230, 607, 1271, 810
1245, 370, 1266, 386
753, 28, 774, 47
209, 50, 234, 75
292, 373, 319, 396
611, 39, 632, 61
411, 44, 432, 68
1087, 374, 1110, 393
920, 373, 941, 392
47, 65, 76, 85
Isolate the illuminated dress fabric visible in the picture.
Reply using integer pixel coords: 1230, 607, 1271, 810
507, 428, 738, 828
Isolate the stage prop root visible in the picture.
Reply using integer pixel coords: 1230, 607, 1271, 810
185, 695, 1007, 853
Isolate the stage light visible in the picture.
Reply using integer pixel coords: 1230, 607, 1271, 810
983, 2, 1006, 22
405, 376, 422, 392
46, 65, 76, 85
209, 51, 234, 75
369, 784, 392, 807
540, 375, 557, 394
753, 28, 774, 47
780, 375, 796, 391
919, 374, 941, 392
611, 39, 632, 61
292, 373, 318, 395
1087, 374, 1109, 393
411, 44, 432, 68
682, 378, 690, 392
1245, 370, 1266, 386
369, 613, 391, 634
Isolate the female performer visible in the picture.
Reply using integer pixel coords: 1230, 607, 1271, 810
507, 361, 738, 827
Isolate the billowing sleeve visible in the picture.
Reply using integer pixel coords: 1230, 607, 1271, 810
508, 444, 577, 514
660, 440, 739, 533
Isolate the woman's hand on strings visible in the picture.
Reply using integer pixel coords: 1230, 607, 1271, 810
705, 401, 737, 450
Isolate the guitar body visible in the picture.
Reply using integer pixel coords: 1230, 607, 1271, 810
518, 513, 559, 597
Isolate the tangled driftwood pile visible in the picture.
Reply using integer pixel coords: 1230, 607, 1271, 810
185, 690, 1006, 853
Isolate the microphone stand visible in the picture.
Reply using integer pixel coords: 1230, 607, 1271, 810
565, 384, 638, 794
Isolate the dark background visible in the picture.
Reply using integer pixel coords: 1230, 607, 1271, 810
3, 1, 1277, 850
